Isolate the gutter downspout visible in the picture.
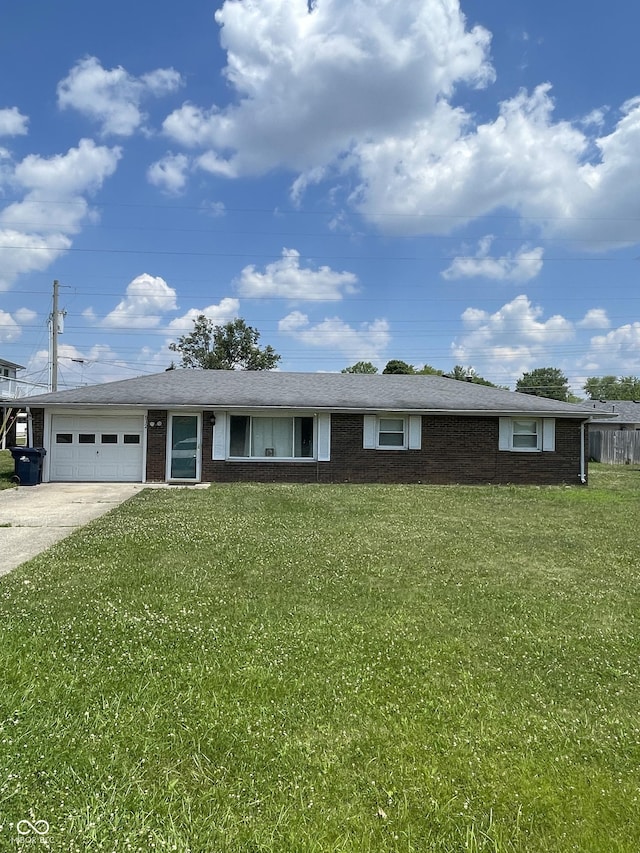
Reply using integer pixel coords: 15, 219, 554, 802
579, 420, 587, 484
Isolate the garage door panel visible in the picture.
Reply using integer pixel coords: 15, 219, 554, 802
50, 415, 144, 482
52, 416, 75, 432
51, 464, 75, 480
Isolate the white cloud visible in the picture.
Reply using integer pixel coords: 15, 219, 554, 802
11, 137, 121, 201
14, 307, 37, 324
581, 107, 607, 128
452, 294, 574, 384
0, 310, 20, 342
0, 107, 28, 137
578, 308, 610, 329
29, 343, 140, 388
195, 150, 238, 179
237, 248, 358, 301
585, 323, 640, 374
0, 231, 71, 291
57, 56, 184, 137
353, 86, 640, 245
0, 139, 121, 290
278, 311, 390, 363
201, 200, 226, 218
442, 235, 544, 282
147, 153, 190, 194
163, 0, 493, 175
159, 0, 640, 249
166, 297, 240, 333
141, 68, 184, 97
351, 85, 588, 235
100, 274, 178, 328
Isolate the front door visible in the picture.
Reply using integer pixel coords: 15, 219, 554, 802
168, 414, 200, 481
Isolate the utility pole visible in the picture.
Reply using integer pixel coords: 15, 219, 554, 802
48, 280, 66, 392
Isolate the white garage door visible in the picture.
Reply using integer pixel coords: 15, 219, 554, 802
50, 414, 144, 482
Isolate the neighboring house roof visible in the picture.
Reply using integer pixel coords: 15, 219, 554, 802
587, 400, 640, 425
23, 370, 610, 419
0, 359, 25, 371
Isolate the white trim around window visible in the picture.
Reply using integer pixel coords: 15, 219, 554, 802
363, 414, 422, 451
212, 412, 327, 461
499, 417, 555, 452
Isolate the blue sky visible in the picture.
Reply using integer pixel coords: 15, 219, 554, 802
2, 0, 640, 395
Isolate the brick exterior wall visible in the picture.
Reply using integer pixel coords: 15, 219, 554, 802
146, 410, 168, 482
31, 408, 44, 446
206, 413, 587, 485
32, 408, 588, 485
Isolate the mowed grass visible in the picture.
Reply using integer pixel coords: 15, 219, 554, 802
0, 467, 639, 851
0, 449, 16, 490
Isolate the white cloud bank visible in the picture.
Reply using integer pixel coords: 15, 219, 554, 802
0, 306, 36, 344
147, 153, 190, 194
29, 342, 138, 388
100, 274, 178, 328
442, 236, 544, 282
160, 0, 640, 247
0, 138, 121, 290
237, 248, 358, 300
58, 56, 184, 137
0, 107, 28, 137
0, 310, 21, 343
279, 311, 390, 363
452, 294, 575, 384
585, 323, 640, 374
164, 0, 493, 174
166, 297, 241, 334
578, 308, 610, 330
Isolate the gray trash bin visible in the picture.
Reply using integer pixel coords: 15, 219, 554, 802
9, 447, 46, 486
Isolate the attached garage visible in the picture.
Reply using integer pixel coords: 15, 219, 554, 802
49, 413, 144, 482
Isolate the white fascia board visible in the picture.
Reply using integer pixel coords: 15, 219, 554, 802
38, 402, 605, 419
44, 405, 146, 416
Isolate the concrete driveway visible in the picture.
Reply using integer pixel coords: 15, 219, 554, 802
0, 483, 145, 577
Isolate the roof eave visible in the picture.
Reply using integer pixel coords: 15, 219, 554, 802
31, 401, 601, 418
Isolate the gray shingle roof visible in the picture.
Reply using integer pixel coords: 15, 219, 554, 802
0, 358, 25, 370
23, 370, 605, 418
586, 400, 640, 424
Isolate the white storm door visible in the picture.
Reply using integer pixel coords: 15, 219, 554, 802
167, 413, 201, 481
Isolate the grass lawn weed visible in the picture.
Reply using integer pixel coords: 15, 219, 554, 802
0, 465, 639, 851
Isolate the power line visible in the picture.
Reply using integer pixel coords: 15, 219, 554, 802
0, 243, 628, 262
6, 196, 640, 224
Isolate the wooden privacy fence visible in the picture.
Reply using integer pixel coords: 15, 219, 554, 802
589, 430, 640, 464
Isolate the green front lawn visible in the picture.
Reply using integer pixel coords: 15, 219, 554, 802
0, 449, 16, 489
0, 467, 639, 851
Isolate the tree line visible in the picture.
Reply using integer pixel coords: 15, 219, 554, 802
168, 315, 640, 401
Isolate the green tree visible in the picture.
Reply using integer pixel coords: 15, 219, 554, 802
169, 316, 281, 370
583, 375, 640, 400
446, 365, 499, 387
341, 361, 378, 374
516, 367, 570, 401
449, 365, 474, 381
415, 364, 444, 376
382, 359, 416, 374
